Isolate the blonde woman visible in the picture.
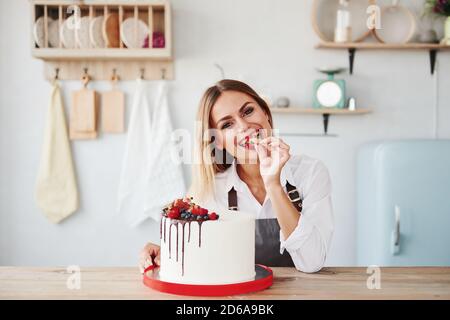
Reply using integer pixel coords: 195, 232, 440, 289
139, 79, 334, 273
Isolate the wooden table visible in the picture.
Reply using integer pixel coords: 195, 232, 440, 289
1, 267, 449, 300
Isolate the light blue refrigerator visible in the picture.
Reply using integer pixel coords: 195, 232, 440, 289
356, 140, 450, 266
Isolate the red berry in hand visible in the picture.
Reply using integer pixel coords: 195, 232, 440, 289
208, 212, 218, 220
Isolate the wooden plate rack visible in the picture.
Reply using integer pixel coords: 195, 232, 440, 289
30, 0, 173, 81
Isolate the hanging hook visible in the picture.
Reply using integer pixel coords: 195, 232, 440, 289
111, 68, 119, 81
82, 67, 90, 87
161, 68, 166, 80
54, 68, 59, 81
140, 68, 145, 80
110, 68, 119, 88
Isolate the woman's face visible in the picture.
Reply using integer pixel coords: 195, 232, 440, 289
210, 90, 272, 164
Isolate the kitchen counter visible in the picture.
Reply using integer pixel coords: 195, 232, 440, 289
1, 267, 449, 300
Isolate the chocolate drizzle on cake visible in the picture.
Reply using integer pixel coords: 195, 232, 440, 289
163, 217, 167, 243
181, 221, 186, 276
198, 221, 203, 248
175, 222, 179, 262
161, 218, 210, 276
168, 221, 173, 259
188, 221, 191, 243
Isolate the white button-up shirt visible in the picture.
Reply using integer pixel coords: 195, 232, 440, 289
203, 154, 334, 273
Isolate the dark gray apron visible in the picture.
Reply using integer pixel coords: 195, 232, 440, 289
228, 181, 302, 267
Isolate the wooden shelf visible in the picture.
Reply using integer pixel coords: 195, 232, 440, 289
316, 42, 450, 50
270, 107, 372, 115
315, 42, 450, 75
270, 108, 372, 135
32, 48, 172, 61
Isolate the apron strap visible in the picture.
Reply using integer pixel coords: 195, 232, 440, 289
227, 181, 302, 212
285, 181, 303, 213
228, 186, 238, 211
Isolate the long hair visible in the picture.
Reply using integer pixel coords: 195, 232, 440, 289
188, 79, 273, 203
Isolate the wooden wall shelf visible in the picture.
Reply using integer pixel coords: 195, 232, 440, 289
32, 48, 172, 61
270, 107, 372, 115
316, 42, 450, 50
270, 108, 372, 135
315, 41, 450, 75
30, 0, 173, 81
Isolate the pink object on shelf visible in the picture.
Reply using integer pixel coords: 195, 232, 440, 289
142, 32, 165, 48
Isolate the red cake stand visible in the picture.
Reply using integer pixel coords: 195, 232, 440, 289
143, 264, 273, 297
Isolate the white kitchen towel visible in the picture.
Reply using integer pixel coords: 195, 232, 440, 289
117, 80, 185, 226
117, 78, 153, 227
35, 83, 79, 223
144, 81, 186, 222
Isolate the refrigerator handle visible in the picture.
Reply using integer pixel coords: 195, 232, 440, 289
391, 205, 401, 255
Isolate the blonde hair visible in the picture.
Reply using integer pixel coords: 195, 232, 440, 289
188, 79, 273, 203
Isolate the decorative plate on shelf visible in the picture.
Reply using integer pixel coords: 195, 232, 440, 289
103, 13, 120, 48
48, 19, 60, 47
60, 16, 77, 49
75, 16, 92, 49
89, 16, 106, 48
120, 17, 149, 48
33, 16, 49, 48
312, 0, 371, 42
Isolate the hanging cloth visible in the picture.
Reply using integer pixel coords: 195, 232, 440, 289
117, 78, 154, 226
35, 82, 79, 223
117, 80, 185, 226
143, 81, 186, 222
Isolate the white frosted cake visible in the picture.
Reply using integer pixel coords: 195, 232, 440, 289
159, 198, 255, 285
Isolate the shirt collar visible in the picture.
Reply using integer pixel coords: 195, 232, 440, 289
224, 157, 296, 193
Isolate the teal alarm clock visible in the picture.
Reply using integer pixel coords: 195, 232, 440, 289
313, 68, 346, 109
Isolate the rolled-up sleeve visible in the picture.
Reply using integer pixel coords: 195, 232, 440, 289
279, 160, 334, 273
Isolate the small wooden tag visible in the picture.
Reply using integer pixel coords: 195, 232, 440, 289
71, 88, 96, 131
102, 90, 125, 133
70, 90, 98, 140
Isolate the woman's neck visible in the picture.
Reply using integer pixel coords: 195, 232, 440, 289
236, 162, 264, 188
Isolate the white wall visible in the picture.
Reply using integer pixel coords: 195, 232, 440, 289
1, 0, 449, 267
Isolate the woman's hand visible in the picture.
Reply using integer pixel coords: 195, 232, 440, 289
255, 136, 291, 189
139, 242, 161, 274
